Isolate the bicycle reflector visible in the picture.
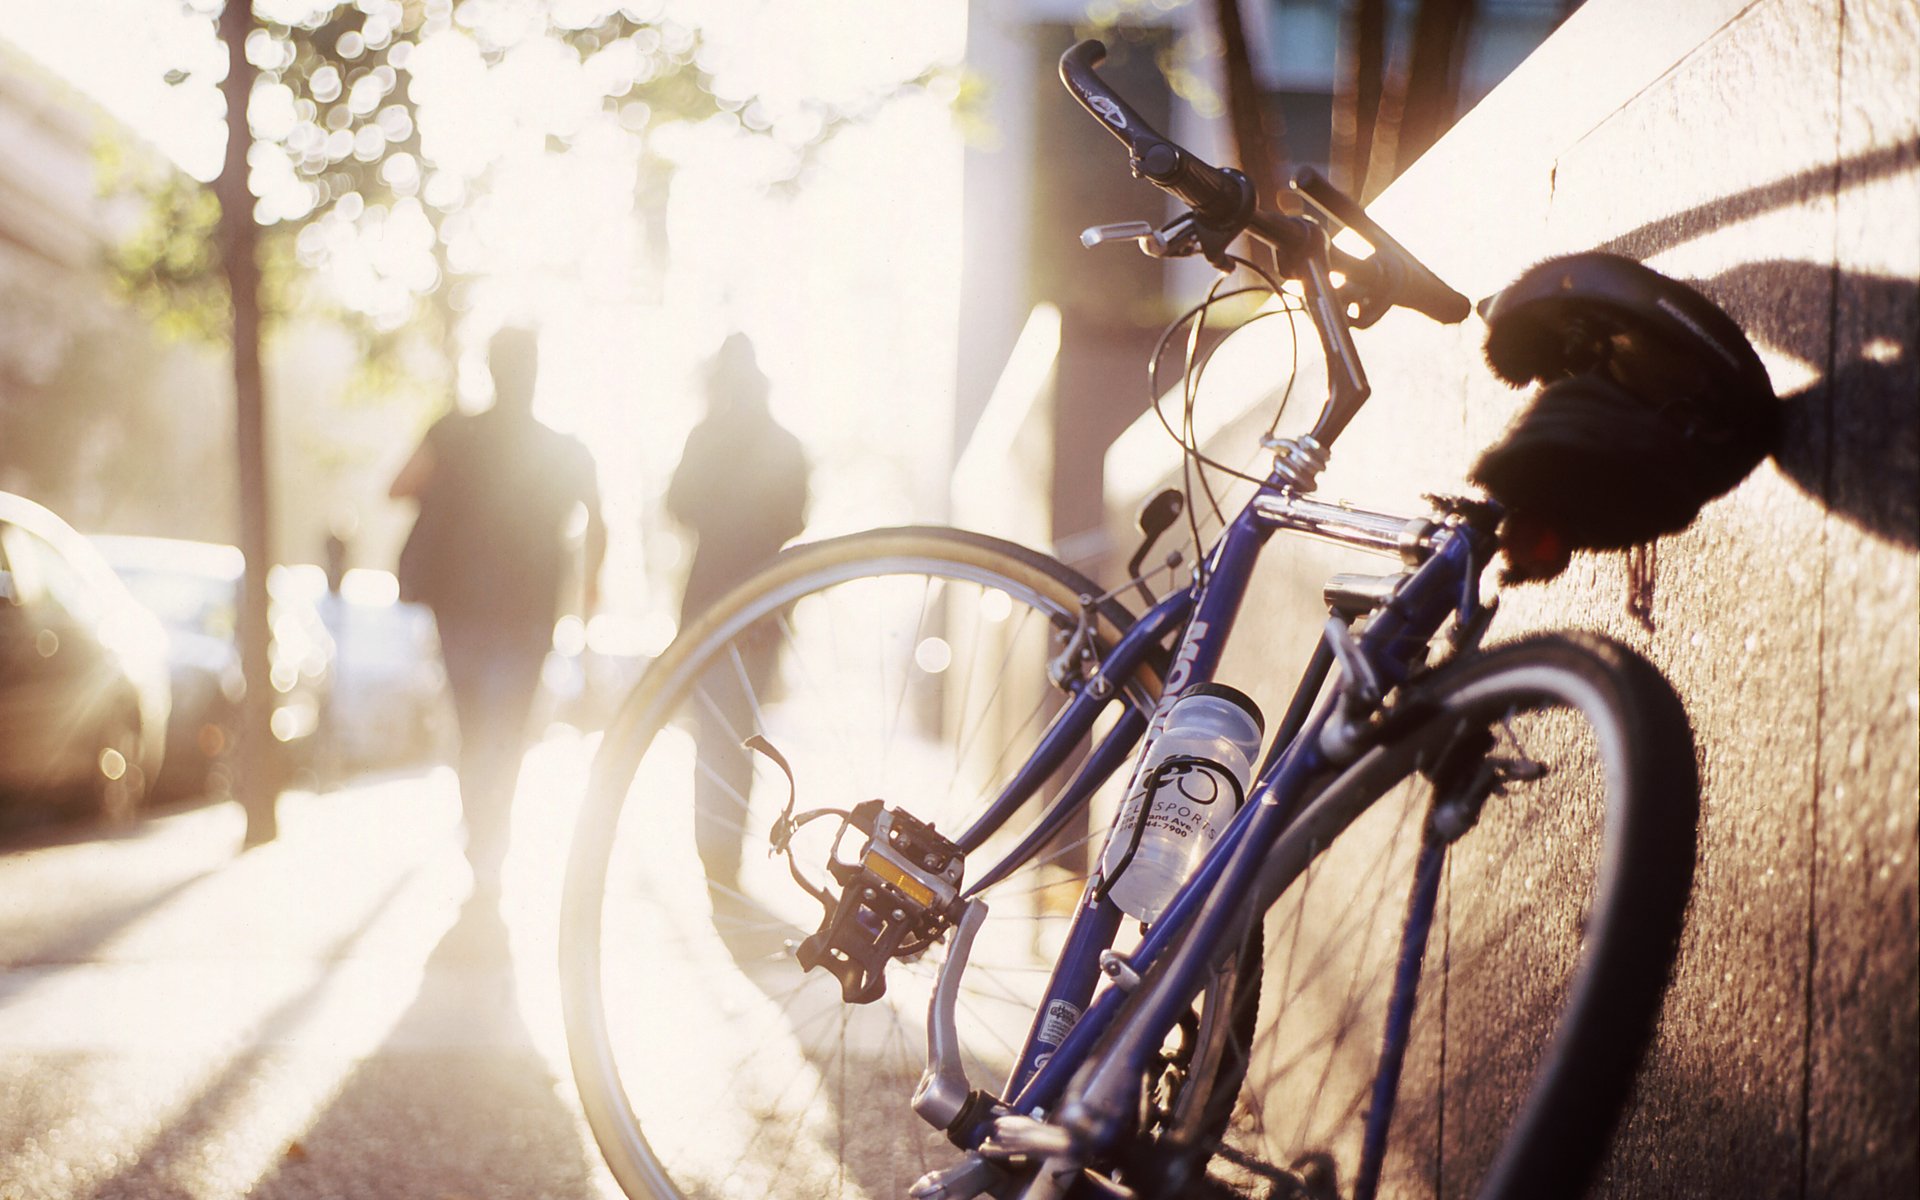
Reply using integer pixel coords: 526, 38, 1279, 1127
796, 801, 965, 1004
1492, 509, 1572, 585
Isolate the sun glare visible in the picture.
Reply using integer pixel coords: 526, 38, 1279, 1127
3, 0, 969, 632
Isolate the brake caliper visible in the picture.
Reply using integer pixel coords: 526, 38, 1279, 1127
796, 800, 965, 1004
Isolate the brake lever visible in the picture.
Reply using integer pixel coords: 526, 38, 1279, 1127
1127, 487, 1184, 605
1080, 213, 1205, 260
1080, 220, 1155, 248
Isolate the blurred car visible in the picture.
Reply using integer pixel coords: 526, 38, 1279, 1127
0, 494, 171, 821
304, 567, 453, 771
90, 535, 333, 799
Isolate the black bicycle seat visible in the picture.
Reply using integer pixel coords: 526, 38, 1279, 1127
1478, 252, 1774, 421
1471, 253, 1779, 565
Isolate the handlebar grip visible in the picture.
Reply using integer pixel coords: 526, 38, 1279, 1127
1138, 143, 1251, 225
1384, 252, 1470, 325
1293, 168, 1470, 324
1060, 40, 1251, 226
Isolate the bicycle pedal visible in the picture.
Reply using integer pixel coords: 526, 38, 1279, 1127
795, 801, 966, 1004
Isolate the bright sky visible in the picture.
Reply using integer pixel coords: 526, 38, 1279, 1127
2, 0, 970, 639
3, 0, 230, 178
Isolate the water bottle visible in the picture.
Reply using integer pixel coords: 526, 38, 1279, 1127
1102, 682, 1265, 923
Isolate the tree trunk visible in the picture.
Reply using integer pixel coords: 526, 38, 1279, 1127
1394, 0, 1475, 175
1209, 0, 1294, 222
1334, 0, 1388, 197
216, 0, 278, 847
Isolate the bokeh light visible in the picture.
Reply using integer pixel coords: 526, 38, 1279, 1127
4, 0, 969, 640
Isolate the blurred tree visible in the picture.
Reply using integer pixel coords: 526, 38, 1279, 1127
1195, 0, 1476, 220
1210, 0, 1297, 277
214, 0, 279, 845
118, 1, 948, 355
1208, 2, 1587, 205
1370, 0, 1476, 194
122, 3, 711, 352
1333, 0, 1388, 197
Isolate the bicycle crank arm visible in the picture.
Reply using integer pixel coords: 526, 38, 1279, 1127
913, 898, 990, 1130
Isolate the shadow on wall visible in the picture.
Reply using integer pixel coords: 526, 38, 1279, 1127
1597, 136, 1920, 550
1705, 260, 1918, 548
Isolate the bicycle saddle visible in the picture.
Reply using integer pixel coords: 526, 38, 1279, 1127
1470, 252, 1778, 576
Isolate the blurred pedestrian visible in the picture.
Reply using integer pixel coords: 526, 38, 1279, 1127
667, 333, 809, 896
391, 326, 606, 904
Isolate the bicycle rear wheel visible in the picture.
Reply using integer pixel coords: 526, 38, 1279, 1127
1172, 633, 1697, 1200
561, 527, 1160, 1200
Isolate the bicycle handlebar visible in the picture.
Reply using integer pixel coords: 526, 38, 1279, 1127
1058, 40, 1253, 228
1059, 39, 1467, 328
1059, 37, 1476, 469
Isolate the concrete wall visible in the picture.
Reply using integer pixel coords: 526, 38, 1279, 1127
1104, 0, 1917, 1193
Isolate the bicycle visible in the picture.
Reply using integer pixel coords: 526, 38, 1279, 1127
560, 38, 1765, 1200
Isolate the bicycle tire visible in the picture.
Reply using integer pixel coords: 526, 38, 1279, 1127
1146, 632, 1698, 1200
562, 526, 1175, 1200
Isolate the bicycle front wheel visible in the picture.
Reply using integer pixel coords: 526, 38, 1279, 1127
561, 527, 1159, 1200
1183, 633, 1698, 1200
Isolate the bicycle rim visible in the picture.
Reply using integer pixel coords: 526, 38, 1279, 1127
561, 527, 1159, 1200
1188, 634, 1697, 1200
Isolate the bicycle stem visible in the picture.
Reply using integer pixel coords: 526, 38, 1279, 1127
1295, 234, 1373, 460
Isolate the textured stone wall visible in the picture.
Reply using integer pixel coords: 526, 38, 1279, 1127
1103, 0, 1917, 1193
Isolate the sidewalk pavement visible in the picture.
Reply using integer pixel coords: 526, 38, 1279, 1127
0, 731, 624, 1200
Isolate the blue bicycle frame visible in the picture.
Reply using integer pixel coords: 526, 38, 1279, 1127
920, 472, 1498, 1166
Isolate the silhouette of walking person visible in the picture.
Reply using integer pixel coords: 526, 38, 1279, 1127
666, 333, 809, 897
391, 326, 607, 908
